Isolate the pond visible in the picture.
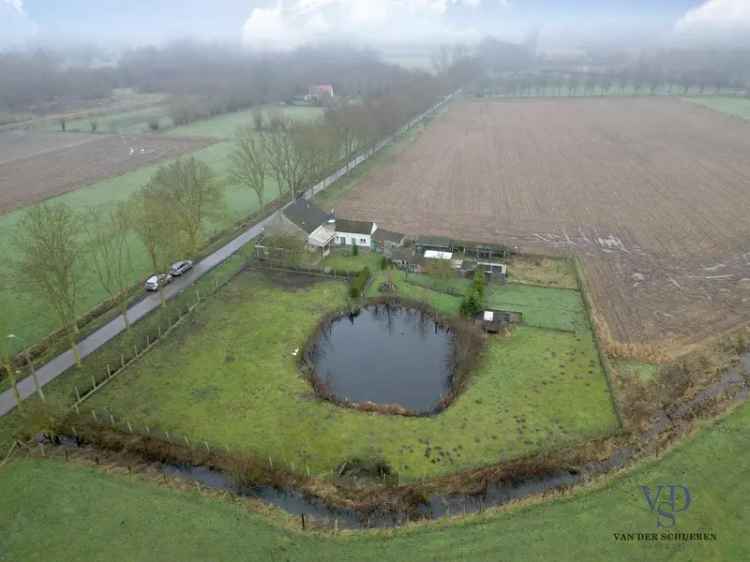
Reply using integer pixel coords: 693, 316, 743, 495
310, 305, 456, 414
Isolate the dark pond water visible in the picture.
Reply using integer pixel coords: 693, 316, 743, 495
311, 305, 455, 413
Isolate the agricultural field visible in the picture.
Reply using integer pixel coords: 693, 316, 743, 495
335, 97, 750, 349
2, 393, 747, 561
83, 266, 618, 482
685, 96, 750, 121
167, 105, 324, 140
0, 130, 214, 214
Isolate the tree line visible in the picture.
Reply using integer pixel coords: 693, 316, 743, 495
1, 41, 464, 126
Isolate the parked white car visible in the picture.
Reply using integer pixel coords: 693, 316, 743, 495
144, 273, 173, 292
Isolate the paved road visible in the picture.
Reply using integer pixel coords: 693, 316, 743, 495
0, 92, 458, 418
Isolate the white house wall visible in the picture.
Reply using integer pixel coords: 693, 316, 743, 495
336, 233, 372, 247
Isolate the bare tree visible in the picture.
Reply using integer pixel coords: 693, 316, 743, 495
326, 108, 359, 173
262, 124, 321, 200
14, 203, 84, 365
83, 202, 134, 330
230, 127, 268, 210
149, 158, 225, 256
130, 184, 181, 306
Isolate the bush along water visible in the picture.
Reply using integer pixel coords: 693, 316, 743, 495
349, 267, 371, 299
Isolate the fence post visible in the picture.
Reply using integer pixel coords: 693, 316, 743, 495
106, 364, 111, 377
184, 436, 191, 448
75, 386, 81, 402
301, 513, 306, 530
92, 410, 98, 422
91, 376, 97, 390
121, 354, 125, 368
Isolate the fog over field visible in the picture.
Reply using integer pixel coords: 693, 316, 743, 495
2, 0, 750, 52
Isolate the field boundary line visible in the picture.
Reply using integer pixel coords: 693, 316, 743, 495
572, 256, 624, 429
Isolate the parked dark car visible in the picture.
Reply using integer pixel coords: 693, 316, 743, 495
169, 260, 194, 276
144, 273, 173, 292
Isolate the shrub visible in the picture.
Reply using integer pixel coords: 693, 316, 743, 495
349, 266, 370, 298
380, 256, 390, 270
472, 269, 486, 300
148, 118, 160, 132
460, 291, 482, 317
352, 244, 359, 257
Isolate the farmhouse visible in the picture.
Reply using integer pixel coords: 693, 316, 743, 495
263, 199, 335, 255
334, 218, 378, 248
307, 84, 335, 102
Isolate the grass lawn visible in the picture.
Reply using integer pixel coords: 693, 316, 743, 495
322, 249, 384, 272
85, 268, 618, 482
684, 96, 750, 121
506, 255, 578, 289
400, 273, 588, 332
167, 105, 325, 140
2, 399, 747, 561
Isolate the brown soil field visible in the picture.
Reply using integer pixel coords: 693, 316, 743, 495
336, 98, 750, 349
0, 132, 215, 214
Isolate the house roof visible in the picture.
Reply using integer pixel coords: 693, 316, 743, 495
372, 228, 405, 244
335, 218, 374, 235
308, 224, 336, 248
283, 199, 332, 235
416, 235, 453, 248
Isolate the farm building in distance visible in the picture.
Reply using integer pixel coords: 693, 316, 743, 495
307, 84, 335, 102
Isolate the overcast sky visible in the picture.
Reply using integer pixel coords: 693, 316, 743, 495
1, 0, 748, 52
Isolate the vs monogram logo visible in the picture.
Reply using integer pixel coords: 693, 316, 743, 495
640, 485, 692, 528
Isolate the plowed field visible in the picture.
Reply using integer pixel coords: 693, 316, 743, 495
0, 131, 214, 214
337, 98, 750, 347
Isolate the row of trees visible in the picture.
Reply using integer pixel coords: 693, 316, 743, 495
477, 68, 747, 98
3, 157, 225, 406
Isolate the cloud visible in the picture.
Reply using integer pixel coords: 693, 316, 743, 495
3, 0, 24, 15
675, 0, 750, 41
242, 0, 484, 51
